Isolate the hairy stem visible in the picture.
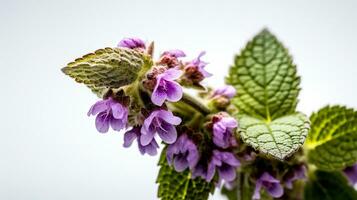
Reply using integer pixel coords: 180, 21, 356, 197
181, 92, 211, 115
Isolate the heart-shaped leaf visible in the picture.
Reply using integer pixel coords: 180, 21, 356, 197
238, 112, 310, 160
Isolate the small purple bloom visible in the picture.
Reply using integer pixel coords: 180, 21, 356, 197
186, 51, 212, 78
192, 161, 209, 180
253, 172, 284, 199
166, 134, 199, 172
117, 38, 146, 50
343, 163, 357, 186
206, 150, 240, 182
151, 68, 183, 106
213, 117, 238, 148
213, 85, 237, 99
123, 126, 159, 156
87, 97, 128, 133
140, 109, 182, 145
284, 165, 307, 189
161, 49, 186, 58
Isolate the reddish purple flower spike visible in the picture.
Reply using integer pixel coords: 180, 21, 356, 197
123, 126, 159, 156
166, 134, 199, 172
151, 68, 183, 106
87, 97, 128, 133
140, 109, 182, 145
213, 117, 238, 148
186, 51, 212, 78
161, 49, 186, 58
253, 172, 284, 199
213, 85, 237, 99
117, 38, 146, 50
284, 165, 307, 189
206, 150, 240, 182
343, 163, 357, 186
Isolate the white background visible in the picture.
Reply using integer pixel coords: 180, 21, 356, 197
1, 0, 357, 199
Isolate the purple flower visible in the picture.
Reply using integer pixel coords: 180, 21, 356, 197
87, 97, 128, 133
206, 150, 240, 182
343, 163, 357, 186
213, 85, 236, 99
284, 165, 307, 189
151, 68, 183, 106
253, 172, 284, 199
186, 51, 212, 78
212, 117, 238, 148
166, 134, 199, 172
117, 38, 146, 50
161, 49, 186, 58
123, 126, 159, 156
140, 109, 182, 145
192, 161, 210, 180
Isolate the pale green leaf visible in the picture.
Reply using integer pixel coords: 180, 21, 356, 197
306, 105, 357, 171
226, 29, 300, 120
157, 149, 214, 200
238, 112, 309, 160
62, 47, 152, 97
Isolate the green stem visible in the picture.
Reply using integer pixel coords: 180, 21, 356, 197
181, 92, 211, 115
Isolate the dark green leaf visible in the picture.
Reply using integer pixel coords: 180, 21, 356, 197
226, 29, 300, 120
306, 105, 357, 171
156, 149, 214, 200
304, 170, 357, 200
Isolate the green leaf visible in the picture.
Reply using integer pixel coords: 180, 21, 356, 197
156, 149, 214, 200
62, 47, 152, 97
304, 170, 357, 200
238, 112, 310, 160
306, 105, 357, 171
226, 29, 300, 120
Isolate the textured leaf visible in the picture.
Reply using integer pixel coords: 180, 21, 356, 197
157, 149, 214, 200
306, 105, 357, 171
304, 170, 357, 200
226, 29, 300, 120
62, 47, 152, 96
238, 112, 310, 160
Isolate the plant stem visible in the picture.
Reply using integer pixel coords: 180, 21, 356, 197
181, 92, 211, 115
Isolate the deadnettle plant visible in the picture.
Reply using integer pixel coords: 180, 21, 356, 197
62, 30, 357, 200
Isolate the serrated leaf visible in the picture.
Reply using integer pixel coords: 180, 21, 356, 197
304, 170, 357, 200
306, 105, 357, 171
226, 29, 300, 120
238, 112, 309, 160
156, 149, 214, 200
62, 47, 152, 97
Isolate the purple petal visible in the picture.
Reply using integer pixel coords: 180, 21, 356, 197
173, 156, 189, 172
260, 172, 280, 183
165, 81, 183, 102
157, 110, 182, 125
162, 49, 186, 58
344, 164, 357, 185
123, 129, 138, 147
218, 165, 236, 182
87, 100, 108, 116
206, 160, 216, 182
266, 182, 284, 198
118, 37, 145, 49
253, 180, 263, 199
110, 117, 125, 131
151, 83, 167, 106
95, 112, 110, 133
157, 122, 177, 144
214, 85, 236, 98
139, 139, 159, 156
220, 117, 238, 128
140, 127, 156, 146
142, 111, 159, 132
110, 102, 125, 119
160, 68, 183, 80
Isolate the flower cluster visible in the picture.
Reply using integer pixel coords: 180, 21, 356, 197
252, 164, 307, 199
87, 38, 214, 158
